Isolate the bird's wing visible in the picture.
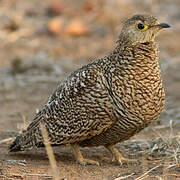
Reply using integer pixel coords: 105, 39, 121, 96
40, 60, 117, 144
9, 59, 117, 151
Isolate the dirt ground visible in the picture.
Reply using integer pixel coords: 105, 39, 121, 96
0, 0, 180, 179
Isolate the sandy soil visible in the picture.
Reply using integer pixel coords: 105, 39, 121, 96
0, 0, 180, 179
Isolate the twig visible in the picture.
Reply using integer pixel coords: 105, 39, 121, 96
0, 137, 15, 144
173, 148, 180, 168
22, 114, 28, 131
166, 173, 180, 177
165, 163, 177, 170
41, 121, 59, 180
154, 124, 171, 130
135, 164, 161, 180
169, 119, 173, 138
25, 173, 53, 177
114, 173, 135, 180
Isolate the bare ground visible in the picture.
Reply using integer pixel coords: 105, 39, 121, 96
0, 0, 180, 179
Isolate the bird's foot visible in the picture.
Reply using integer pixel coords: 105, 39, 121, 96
71, 143, 99, 166
105, 144, 138, 166
112, 155, 137, 165
77, 158, 100, 166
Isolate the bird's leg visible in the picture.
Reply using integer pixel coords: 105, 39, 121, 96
71, 143, 99, 166
105, 144, 137, 165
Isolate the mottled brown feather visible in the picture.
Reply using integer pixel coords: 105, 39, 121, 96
9, 15, 168, 158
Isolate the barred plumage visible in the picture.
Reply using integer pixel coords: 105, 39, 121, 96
9, 14, 170, 165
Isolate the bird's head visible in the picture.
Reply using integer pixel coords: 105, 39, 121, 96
118, 14, 170, 45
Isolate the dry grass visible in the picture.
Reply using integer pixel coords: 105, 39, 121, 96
0, 116, 179, 179
1, 119, 179, 179
114, 173, 135, 180
0, 0, 179, 179
135, 164, 162, 180
41, 121, 59, 180
0, 137, 15, 145
138, 120, 180, 179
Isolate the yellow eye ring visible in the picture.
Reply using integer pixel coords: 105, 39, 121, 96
136, 23, 148, 31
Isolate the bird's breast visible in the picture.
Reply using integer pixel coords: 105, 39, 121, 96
110, 57, 165, 127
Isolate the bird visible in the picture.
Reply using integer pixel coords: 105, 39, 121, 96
9, 14, 170, 166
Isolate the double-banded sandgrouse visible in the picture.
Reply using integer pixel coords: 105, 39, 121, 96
9, 14, 170, 165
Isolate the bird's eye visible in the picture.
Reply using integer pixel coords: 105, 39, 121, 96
136, 23, 148, 31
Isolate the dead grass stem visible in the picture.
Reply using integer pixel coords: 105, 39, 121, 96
114, 173, 135, 180
135, 164, 161, 180
0, 137, 15, 144
41, 121, 59, 180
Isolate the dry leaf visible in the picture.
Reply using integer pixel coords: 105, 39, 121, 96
48, 17, 63, 35
64, 19, 89, 36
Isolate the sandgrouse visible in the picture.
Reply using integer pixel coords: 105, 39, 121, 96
9, 14, 170, 165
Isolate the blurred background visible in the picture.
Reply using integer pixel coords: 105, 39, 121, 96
0, 0, 180, 179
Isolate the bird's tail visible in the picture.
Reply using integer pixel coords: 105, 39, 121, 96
9, 111, 44, 152
9, 135, 22, 152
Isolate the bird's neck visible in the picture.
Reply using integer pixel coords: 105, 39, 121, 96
112, 41, 159, 64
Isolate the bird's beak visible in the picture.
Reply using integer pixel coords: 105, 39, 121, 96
155, 23, 171, 29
